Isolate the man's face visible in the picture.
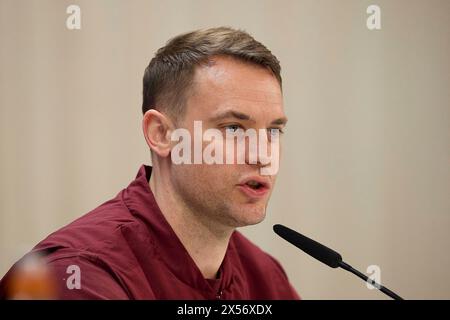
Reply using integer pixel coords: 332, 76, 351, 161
169, 56, 286, 229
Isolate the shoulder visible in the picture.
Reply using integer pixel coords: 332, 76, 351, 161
0, 249, 130, 299
35, 192, 137, 255
33, 191, 150, 279
0, 193, 141, 299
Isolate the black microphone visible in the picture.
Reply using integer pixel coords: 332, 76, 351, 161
273, 224, 403, 300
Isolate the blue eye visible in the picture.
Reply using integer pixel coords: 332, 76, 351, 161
225, 125, 242, 133
267, 128, 282, 137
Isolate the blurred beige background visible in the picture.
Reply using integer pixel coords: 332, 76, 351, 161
1, 0, 449, 299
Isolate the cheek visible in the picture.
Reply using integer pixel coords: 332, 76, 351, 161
173, 164, 236, 192
200, 164, 237, 187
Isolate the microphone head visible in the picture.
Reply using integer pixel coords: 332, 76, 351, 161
273, 224, 342, 268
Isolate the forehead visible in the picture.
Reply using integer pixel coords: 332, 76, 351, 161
186, 56, 284, 120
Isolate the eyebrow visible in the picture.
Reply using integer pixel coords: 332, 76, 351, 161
210, 110, 288, 126
270, 117, 288, 126
210, 110, 255, 123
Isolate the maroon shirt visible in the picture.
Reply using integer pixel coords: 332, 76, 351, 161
0, 165, 300, 300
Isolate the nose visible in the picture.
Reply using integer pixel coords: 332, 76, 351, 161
244, 129, 277, 167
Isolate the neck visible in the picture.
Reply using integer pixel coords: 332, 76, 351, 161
149, 165, 234, 279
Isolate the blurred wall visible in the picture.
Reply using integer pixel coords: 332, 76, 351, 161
0, 0, 449, 299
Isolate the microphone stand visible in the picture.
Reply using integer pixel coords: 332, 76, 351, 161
338, 261, 404, 300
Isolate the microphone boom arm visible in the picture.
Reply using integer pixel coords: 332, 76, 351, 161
338, 261, 403, 300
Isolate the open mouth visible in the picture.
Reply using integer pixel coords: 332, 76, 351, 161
245, 180, 264, 190
238, 178, 270, 198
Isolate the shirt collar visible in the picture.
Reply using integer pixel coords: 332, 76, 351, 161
122, 165, 236, 294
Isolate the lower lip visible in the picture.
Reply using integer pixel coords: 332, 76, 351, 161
237, 184, 269, 199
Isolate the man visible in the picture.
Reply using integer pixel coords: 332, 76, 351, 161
0, 27, 299, 299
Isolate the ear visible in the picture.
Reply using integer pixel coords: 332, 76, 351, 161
142, 109, 174, 158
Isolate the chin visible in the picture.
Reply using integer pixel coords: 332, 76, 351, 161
230, 205, 267, 227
